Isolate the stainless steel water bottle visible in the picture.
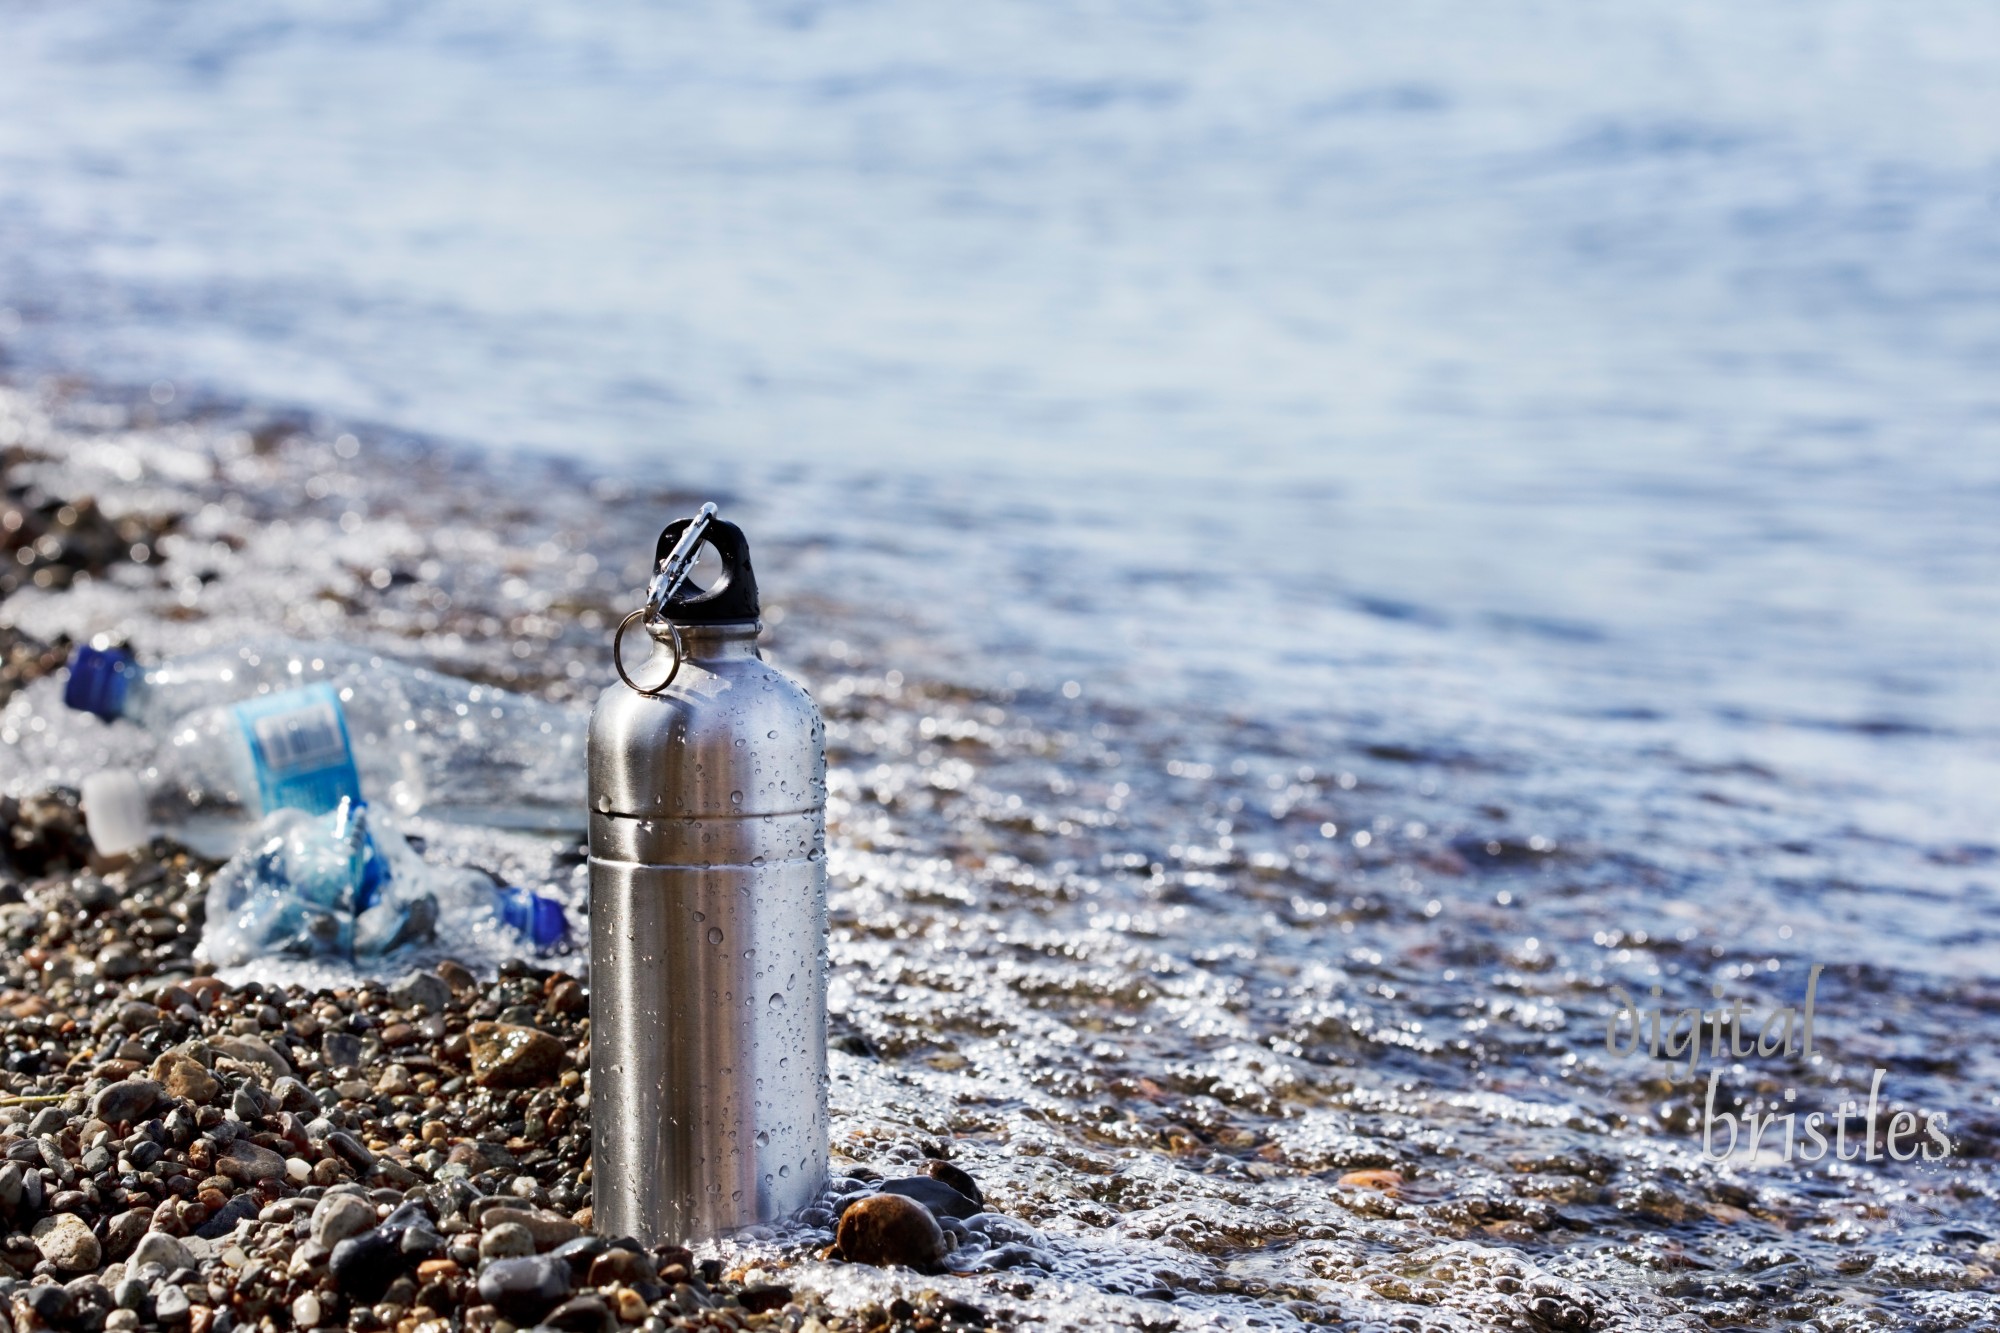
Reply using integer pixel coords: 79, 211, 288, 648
588, 506, 829, 1244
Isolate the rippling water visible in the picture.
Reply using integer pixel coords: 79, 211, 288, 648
4, 3, 2000, 1327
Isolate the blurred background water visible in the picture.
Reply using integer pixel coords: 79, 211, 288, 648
4, 0, 1994, 964
3, 5, 2000, 1324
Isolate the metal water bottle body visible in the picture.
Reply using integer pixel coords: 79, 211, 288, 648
587, 519, 828, 1245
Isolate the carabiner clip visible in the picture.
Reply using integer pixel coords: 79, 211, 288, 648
645, 501, 718, 622
614, 501, 718, 697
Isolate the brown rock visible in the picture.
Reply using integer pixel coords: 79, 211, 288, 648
828, 1194, 947, 1272
153, 1052, 222, 1105
90, 1078, 166, 1126
1338, 1169, 1403, 1193
150, 1197, 187, 1236
217, 1137, 288, 1184
466, 1023, 565, 1089
436, 959, 478, 994
478, 1207, 579, 1251
211, 1035, 292, 1080
586, 1249, 648, 1287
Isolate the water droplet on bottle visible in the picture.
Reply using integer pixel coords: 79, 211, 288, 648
693, 910, 706, 922
778, 1164, 791, 1178
768, 992, 785, 1010
595, 795, 611, 813
730, 790, 743, 805
707, 927, 724, 944
755, 1130, 769, 1148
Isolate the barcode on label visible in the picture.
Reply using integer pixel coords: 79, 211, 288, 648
253, 700, 349, 774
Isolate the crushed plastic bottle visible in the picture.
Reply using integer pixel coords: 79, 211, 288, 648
63, 638, 586, 854
201, 797, 566, 967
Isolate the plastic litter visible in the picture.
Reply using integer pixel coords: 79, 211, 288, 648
63, 638, 586, 854
201, 796, 566, 967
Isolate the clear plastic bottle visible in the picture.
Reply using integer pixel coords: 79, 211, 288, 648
201, 798, 568, 966
64, 639, 586, 852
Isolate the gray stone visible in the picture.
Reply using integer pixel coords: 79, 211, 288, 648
311, 1193, 378, 1248
104, 1207, 150, 1260
321, 1032, 364, 1070
90, 1079, 164, 1126
399, 1225, 442, 1257
153, 1284, 191, 1324
479, 1222, 535, 1260
388, 970, 452, 1015
476, 1254, 574, 1324
129, 1231, 194, 1274
271, 1077, 319, 1116
229, 1085, 271, 1123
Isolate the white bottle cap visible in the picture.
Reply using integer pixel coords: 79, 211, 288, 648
81, 769, 150, 857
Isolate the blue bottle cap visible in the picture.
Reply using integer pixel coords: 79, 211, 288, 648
63, 645, 136, 720
527, 893, 569, 949
497, 886, 569, 950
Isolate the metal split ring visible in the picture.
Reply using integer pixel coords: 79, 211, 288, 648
613, 609, 684, 697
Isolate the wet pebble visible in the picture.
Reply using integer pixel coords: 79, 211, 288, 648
829, 1192, 949, 1272
466, 1021, 567, 1088
329, 1227, 407, 1304
476, 1252, 574, 1323
922, 1158, 987, 1210
878, 1174, 983, 1221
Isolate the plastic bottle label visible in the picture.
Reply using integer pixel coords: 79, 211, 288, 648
232, 683, 364, 816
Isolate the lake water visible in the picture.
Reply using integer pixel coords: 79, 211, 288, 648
4, 3, 1999, 1328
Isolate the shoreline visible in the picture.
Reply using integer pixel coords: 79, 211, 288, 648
3, 376, 1998, 1330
